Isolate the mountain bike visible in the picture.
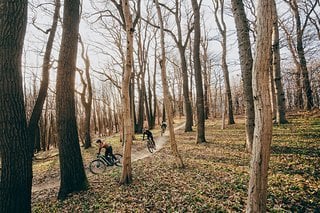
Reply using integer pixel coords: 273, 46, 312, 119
89, 153, 122, 174
146, 138, 156, 153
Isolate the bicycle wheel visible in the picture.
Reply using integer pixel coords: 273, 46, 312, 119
147, 140, 154, 153
114, 154, 123, 167
89, 159, 106, 174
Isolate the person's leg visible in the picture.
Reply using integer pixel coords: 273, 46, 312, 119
151, 135, 156, 148
107, 146, 117, 161
104, 149, 108, 159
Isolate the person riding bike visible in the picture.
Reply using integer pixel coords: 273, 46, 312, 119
143, 128, 156, 148
161, 121, 167, 131
96, 139, 117, 162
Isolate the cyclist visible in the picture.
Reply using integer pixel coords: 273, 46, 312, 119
96, 139, 117, 162
161, 121, 167, 132
143, 128, 156, 148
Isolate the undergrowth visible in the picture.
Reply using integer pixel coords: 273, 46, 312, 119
32, 115, 320, 212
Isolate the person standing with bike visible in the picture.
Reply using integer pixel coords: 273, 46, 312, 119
96, 139, 117, 162
143, 128, 156, 149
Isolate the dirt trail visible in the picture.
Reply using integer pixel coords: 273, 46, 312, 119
32, 122, 185, 193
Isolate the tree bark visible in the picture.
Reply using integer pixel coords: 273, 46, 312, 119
271, 1, 288, 124
246, 0, 273, 211
231, 0, 254, 152
201, 38, 210, 119
147, 61, 156, 129
0, 1, 32, 212
191, 0, 206, 143
152, 42, 158, 128
269, 66, 277, 119
120, 0, 134, 184
56, 0, 88, 200
136, 75, 145, 133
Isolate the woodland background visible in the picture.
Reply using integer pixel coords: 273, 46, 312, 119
0, 0, 319, 212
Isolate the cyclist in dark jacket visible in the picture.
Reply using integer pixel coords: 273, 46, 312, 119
161, 121, 167, 130
143, 128, 156, 148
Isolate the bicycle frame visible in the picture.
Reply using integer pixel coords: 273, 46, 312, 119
97, 154, 113, 166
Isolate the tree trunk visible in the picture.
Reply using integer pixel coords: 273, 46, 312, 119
162, 105, 166, 122
201, 38, 210, 119
178, 46, 193, 132
191, 0, 206, 143
221, 93, 226, 129
188, 39, 194, 126
231, 0, 254, 152
136, 76, 145, 133
28, 0, 60, 154
269, 65, 277, 119
271, 1, 288, 124
56, 0, 88, 200
169, 0, 193, 131
155, 0, 184, 168
280, 21, 304, 110
0, 1, 32, 212
290, 0, 314, 110
152, 41, 158, 128
41, 100, 49, 151
130, 77, 136, 136
295, 70, 304, 109
78, 36, 93, 149
246, 0, 273, 211
213, 0, 235, 125
147, 64, 155, 129
96, 101, 103, 136
171, 78, 177, 117
120, 0, 134, 184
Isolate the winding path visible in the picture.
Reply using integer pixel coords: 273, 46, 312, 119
32, 122, 185, 193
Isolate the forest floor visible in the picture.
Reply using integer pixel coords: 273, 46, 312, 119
31, 112, 320, 212
31, 121, 186, 193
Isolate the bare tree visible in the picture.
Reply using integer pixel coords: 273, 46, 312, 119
231, 0, 255, 152
28, 0, 60, 153
191, 0, 206, 143
246, 0, 273, 211
135, 18, 154, 133
309, 0, 320, 40
271, 1, 288, 124
147, 38, 158, 129
56, 0, 89, 200
0, 1, 33, 212
157, 0, 194, 132
154, 0, 184, 168
279, 20, 304, 109
213, 0, 235, 125
284, 0, 316, 110
200, 27, 211, 120
120, 0, 135, 184
78, 35, 93, 148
